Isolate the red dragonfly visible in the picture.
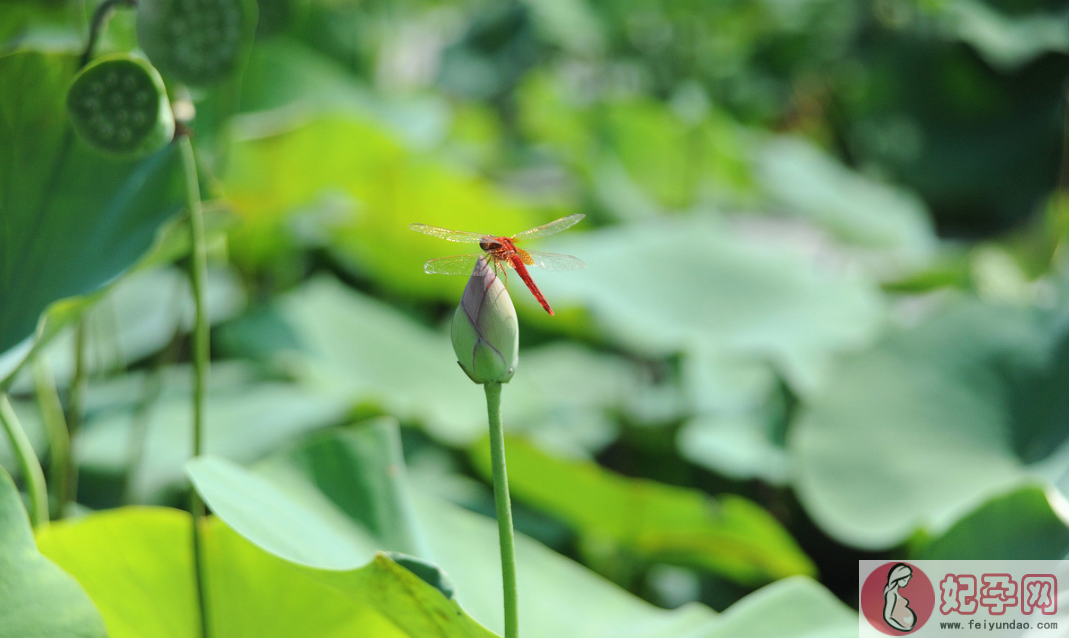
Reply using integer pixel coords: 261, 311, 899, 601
410, 214, 586, 315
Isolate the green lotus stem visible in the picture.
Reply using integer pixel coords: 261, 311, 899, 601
32, 358, 69, 520
0, 395, 48, 527
180, 134, 212, 638
484, 381, 519, 638
443, 256, 520, 636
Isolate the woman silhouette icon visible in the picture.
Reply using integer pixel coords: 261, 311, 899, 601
883, 563, 917, 631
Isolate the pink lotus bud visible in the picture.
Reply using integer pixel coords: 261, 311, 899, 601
451, 257, 519, 384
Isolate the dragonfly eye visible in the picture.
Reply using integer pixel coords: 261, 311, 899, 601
480, 238, 501, 252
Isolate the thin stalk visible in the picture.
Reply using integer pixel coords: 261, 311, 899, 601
32, 359, 70, 520
180, 134, 211, 638
484, 381, 519, 638
79, 0, 136, 68
0, 395, 48, 527
62, 320, 88, 515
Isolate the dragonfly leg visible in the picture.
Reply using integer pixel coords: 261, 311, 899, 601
481, 260, 508, 292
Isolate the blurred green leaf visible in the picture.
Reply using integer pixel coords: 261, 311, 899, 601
677, 352, 790, 484
520, 0, 604, 56
187, 418, 428, 569
604, 100, 705, 210
517, 76, 758, 215
76, 363, 349, 502
546, 217, 885, 390
687, 575, 856, 638
501, 343, 638, 456
0, 51, 185, 356
6, 267, 245, 394
233, 37, 452, 147
0, 2, 81, 52
222, 113, 545, 299
470, 436, 815, 586
305, 552, 498, 638
35, 506, 489, 638
516, 70, 595, 170
945, 0, 1069, 71
912, 484, 1069, 560
1005, 315, 1069, 464
753, 135, 936, 270
791, 299, 1069, 548
0, 207, 230, 393
841, 31, 1063, 234
236, 37, 371, 113
0, 467, 107, 638
679, 413, 791, 486
383, 551, 457, 600
0, 288, 104, 394
220, 275, 483, 443
187, 455, 380, 568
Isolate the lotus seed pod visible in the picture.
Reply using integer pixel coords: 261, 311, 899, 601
67, 54, 175, 158
137, 0, 256, 86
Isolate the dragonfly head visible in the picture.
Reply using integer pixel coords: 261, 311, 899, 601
479, 237, 503, 252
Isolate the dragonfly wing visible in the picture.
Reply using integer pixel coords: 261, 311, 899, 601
409, 223, 486, 244
511, 213, 585, 241
522, 250, 587, 272
423, 254, 481, 275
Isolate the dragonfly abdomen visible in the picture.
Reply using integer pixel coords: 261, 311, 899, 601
507, 252, 554, 315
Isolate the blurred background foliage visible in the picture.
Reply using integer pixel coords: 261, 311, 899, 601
3, 0, 1069, 634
